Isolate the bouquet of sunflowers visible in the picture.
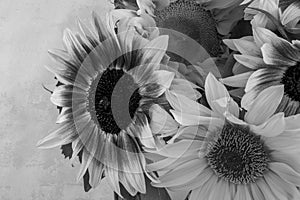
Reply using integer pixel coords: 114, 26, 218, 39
37, 0, 300, 199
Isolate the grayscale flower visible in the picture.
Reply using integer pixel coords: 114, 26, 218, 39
148, 73, 300, 200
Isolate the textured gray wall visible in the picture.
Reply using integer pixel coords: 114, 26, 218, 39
0, 0, 114, 199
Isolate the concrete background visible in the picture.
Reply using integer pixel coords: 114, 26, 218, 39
0, 0, 114, 199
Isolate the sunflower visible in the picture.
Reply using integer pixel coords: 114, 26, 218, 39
148, 73, 300, 200
113, 0, 246, 57
154, 0, 247, 57
243, 0, 300, 35
36, 13, 182, 196
222, 27, 300, 116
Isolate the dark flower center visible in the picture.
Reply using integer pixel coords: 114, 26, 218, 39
155, 0, 220, 57
91, 68, 142, 134
206, 122, 270, 184
281, 64, 300, 102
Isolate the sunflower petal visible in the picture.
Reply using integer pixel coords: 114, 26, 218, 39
270, 162, 300, 187
205, 73, 239, 117
146, 70, 175, 90
56, 107, 73, 123
153, 159, 206, 187
149, 104, 178, 136
88, 159, 104, 188
253, 27, 278, 47
141, 35, 169, 65
250, 112, 285, 137
147, 139, 203, 158
77, 125, 99, 181
105, 135, 121, 196
261, 173, 289, 200
37, 125, 77, 149
261, 43, 297, 66
50, 85, 85, 107
220, 72, 253, 87
133, 115, 156, 149
37, 122, 77, 149
271, 151, 300, 174
169, 78, 201, 100
256, 178, 276, 199
171, 110, 221, 127
234, 54, 264, 69
250, 183, 265, 200
281, 1, 300, 26
166, 90, 211, 116
63, 29, 87, 63
232, 39, 261, 56
118, 132, 145, 195
77, 149, 94, 182
234, 185, 252, 200
285, 114, 300, 130
196, 175, 218, 200
244, 85, 284, 125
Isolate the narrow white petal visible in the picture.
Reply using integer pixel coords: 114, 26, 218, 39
89, 159, 104, 188
37, 123, 77, 149
77, 149, 93, 181
105, 135, 121, 196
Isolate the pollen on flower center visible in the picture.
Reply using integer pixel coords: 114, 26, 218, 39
154, 0, 220, 57
281, 64, 300, 102
88, 68, 142, 134
206, 122, 270, 184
